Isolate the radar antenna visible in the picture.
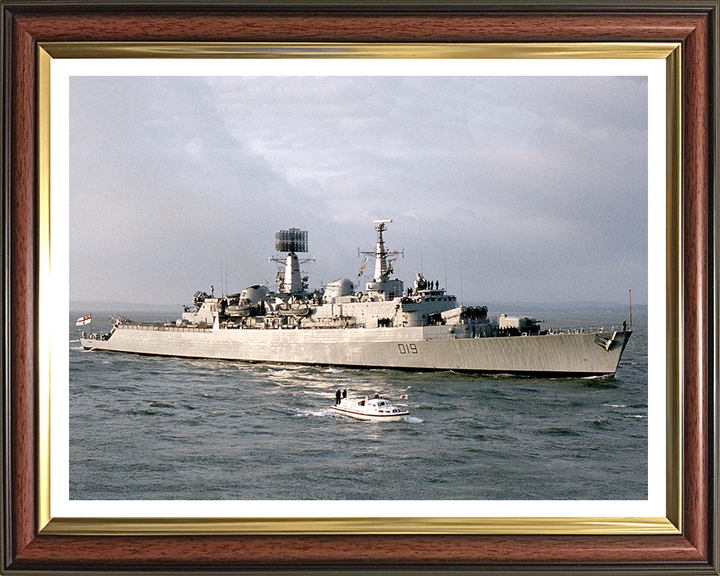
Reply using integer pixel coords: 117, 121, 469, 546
269, 228, 314, 295
358, 220, 403, 282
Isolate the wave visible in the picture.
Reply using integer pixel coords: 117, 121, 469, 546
129, 409, 158, 416
539, 427, 581, 437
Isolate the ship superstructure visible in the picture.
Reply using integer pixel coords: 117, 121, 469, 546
81, 221, 632, 377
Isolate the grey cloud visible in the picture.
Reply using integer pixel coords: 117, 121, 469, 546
70, 75, 648, 307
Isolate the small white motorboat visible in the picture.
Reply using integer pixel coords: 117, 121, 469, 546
331, 394, 409, 421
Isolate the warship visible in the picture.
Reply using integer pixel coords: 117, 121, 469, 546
80, 221, 632, 377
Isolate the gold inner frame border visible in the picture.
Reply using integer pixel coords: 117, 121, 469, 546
36, 41, 682, 536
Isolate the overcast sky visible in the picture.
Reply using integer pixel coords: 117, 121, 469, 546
69, 75, 648, 307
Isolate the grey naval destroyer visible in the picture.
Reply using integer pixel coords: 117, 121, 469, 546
81, 221, 632, 377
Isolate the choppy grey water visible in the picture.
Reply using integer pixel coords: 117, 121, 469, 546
69, 309, 647, 500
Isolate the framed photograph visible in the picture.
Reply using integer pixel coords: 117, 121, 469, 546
2, 1, 717, 574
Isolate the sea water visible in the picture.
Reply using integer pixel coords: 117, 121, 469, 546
68, 310, 648, 500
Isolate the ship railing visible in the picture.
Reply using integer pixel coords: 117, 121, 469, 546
118, 323, 212, 333
548, 325, 618, 335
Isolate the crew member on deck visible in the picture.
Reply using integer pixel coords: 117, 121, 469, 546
335, 389, 342, 405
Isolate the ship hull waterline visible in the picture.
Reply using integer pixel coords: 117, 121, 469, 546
80, 325, 632, 378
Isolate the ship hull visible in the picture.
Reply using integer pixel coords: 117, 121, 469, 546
81, 325, 631, 377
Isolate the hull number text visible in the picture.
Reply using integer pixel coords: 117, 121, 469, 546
397, 343, 419, 354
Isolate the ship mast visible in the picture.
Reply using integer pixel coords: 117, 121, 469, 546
357, 220, 405, 301
269, 228, 313, 296
361, 220, 403, 282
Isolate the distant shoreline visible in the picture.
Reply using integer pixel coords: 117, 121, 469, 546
70, 300, 648, 316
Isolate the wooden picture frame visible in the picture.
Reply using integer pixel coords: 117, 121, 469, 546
1, 1, 717, 573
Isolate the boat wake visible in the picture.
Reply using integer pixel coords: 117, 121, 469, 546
293, 408, 343, 419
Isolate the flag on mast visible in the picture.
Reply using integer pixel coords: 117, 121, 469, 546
75, 314, 92, 326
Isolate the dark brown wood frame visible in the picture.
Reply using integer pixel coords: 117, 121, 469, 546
1, 1, 717, 573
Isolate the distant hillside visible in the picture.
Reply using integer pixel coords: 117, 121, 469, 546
480, 301, 646, 316
71, 299, 646, 316
70, 301, 180, 313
